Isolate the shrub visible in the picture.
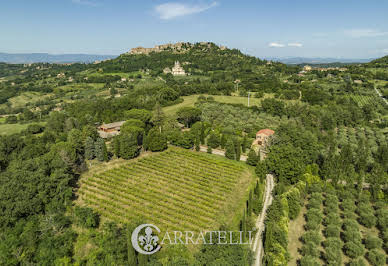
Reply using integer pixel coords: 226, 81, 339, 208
300, 241, 320, 257
343, 210, 357, 220
74, 206, 100, 228
299, 255, 320, 266
376, 208, 388, 230
26, 123, 45, 134
311, 192, 323, 202
145, 128, 167, 152
343, 219, 359, 231
344, 241, 365, 259
383, 229, 388, 250
342, 198, 356, 212
301, 230, 321, 245
324, 224, 341, 238
343, 228, 362, 243
118, 134, 140, 159
364, 236, 383, 250
348, 258, 367, 266
323, 237, 342, 250
285, 187, 301, 220
324, 213, 341, 226
207, 133, 220, 148
359, 212, 377, 228
323, 245, 342, 266
308, 198, 322, 209
366, 249, 386, 266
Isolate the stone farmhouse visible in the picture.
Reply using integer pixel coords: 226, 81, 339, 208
97, 121, 126, 138
253, 129, 275, 146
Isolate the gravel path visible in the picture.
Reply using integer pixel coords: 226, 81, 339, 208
375, 87, 388, 105
252, 174, 275, 266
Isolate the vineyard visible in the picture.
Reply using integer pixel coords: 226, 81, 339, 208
292, 185, 387, 266
349, 94, 382, 107
78, 147, 255, 232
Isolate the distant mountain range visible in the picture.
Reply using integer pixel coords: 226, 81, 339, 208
0, 53, 117, 64
265, 57, 375, 64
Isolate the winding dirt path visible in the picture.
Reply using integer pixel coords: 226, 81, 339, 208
252, 174, 275, 266
375, 87, 388, 105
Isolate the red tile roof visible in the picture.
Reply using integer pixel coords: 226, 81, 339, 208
256, 129, 275, 136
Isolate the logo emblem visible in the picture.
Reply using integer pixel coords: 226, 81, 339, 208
131, 224, 161, 255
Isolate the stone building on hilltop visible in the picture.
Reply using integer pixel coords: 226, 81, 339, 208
163, 61, 187, 76
171, 61, 186, 76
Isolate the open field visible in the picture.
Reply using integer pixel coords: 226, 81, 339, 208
77, 147, 255, 232
0, 122, 45, 135
3, 91, 53, 109
162, 94, 273, 116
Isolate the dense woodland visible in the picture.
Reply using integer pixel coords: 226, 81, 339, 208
0, 43, 387, 265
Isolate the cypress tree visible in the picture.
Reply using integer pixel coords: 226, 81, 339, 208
95, 138, 108, 162
241, 135, 248, 153
207, 145, 212, 154
255, 161, 267, 182
113, 136, 120, 158
84, 137, 95, 160
225, 139, 236, 160
119, 134, 139, 159
208, 133, 220, 148
235, 138, 241, 161
246, 149, 258, 166
242, 210, 247, 242
248, 191, 253, 216
126, 225, 137, 265
220, 134, 227, 149
195, 137, 200, 151
200, 122, 205, 144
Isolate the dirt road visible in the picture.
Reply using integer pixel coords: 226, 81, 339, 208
252, 174, 275, 266
375, 87, 388, 105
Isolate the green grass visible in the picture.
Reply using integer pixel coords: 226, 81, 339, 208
163, 94, 273, 116
78, 147, 255, 232
0, 122, 44, 135
6, 92, 53, 108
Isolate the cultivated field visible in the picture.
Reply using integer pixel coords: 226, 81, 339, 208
78, 147, 255, 232
288, 186, 387, 265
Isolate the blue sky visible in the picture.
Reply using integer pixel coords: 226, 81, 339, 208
0, 0, 387, 58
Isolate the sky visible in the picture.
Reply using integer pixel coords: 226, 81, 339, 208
0, 0, 387, 58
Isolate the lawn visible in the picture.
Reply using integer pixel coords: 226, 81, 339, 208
0, 122, 45, 135
162, 94, 273, 116
77, 147, 255, 232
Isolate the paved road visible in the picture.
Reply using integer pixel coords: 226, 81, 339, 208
252, 174, 275, 266
375, 87, 388, 105
199, 145, 247, 161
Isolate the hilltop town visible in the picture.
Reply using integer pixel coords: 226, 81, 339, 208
128, 42, 227, 55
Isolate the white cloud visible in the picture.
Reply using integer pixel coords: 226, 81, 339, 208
288, 43, 303, 47
383, 48, 388, 54
154, 2, 217, 20
344, 29, 388, 38
268, 42, 285, 48
72, 0, 100, 7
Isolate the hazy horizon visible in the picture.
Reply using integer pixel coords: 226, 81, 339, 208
1, 0, 387, 58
